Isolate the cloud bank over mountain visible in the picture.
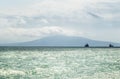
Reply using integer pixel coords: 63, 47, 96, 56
0, 0, 120, 43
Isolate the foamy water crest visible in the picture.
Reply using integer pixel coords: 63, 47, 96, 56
0, 48, 120, 79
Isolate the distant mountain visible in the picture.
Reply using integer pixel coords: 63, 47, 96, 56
1, 35, 120, 47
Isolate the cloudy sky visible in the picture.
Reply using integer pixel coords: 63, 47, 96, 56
0, 0, 120, 43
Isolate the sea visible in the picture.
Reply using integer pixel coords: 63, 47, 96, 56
0, 47, 120, 79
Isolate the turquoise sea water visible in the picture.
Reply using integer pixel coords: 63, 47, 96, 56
0, 47, 120, 79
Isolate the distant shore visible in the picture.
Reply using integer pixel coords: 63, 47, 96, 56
0, 46, 120, 48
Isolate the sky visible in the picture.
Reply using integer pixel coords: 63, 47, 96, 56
0, 0, 120, 43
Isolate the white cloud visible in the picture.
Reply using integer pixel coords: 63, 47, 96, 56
16, 16, 26, 24
0, 0, 120, 43
39, 19, 49, 24
0, 0, 119, 17
0, 0, 94, 16
0, 26, 83, 43
0, 0, 119, 20
0, 16, 50, 28
0, 18, 8, 27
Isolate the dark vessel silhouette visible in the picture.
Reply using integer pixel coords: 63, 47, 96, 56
84, 43, 89, 47
109, 44, 114, 47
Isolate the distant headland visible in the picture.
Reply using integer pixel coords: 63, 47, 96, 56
0, 35, 120, 47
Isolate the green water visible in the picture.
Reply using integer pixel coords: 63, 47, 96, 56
0, 47, 120, 79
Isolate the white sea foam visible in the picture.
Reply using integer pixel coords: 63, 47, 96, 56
0, 69, 25, 76
0, 48, 120, 79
